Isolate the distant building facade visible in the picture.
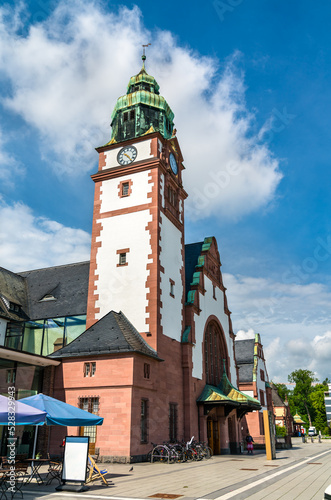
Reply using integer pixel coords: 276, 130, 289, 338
235, 334, 273, 442
271, 382, 294, 436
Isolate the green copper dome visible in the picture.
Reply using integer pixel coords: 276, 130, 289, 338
109, 61, 175, 144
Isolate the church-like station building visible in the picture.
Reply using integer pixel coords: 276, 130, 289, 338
0, 56, 263, 462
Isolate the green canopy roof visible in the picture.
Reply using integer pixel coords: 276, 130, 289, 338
197, 363, 261, 410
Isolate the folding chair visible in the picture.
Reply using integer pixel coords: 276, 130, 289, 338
86, 455, 110, 486
45, 457, 62, 486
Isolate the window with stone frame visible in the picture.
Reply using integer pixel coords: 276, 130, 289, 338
169, 279, 175, 298
144, 363, 150, 379
260, 369, 265, 382
122, 182, 129, 196
84, 362, 90, 377
259, 389, 265, 406
204, 321, 228, 386
79, 396, 99, 414
119, 253, 127, 265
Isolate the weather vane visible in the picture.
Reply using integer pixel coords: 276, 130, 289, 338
142, 43, 151, 64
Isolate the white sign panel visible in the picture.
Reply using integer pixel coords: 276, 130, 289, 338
62, 436, 89, 482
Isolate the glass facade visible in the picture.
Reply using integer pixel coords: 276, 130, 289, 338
4, 315, 86, 357
0, 360, 44, 457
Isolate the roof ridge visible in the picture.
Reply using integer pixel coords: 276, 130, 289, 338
114, 311, 158, 356
17, 261, 89, 275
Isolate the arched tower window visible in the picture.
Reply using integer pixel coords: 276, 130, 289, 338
204, 321, 228, 386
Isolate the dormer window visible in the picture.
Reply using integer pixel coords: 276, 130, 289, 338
39, 294, 56, 302
9, 302, 21, 313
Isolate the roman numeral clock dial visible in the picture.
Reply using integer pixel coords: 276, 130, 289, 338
117, 145, 137, 165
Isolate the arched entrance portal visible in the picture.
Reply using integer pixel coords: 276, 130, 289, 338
204, 320, 229, 455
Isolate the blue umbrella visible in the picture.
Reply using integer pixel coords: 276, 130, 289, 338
0, 395, 46, 425
20, 394, 103, 461
19, 394, 103, 426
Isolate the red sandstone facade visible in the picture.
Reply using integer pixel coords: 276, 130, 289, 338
49, 66, 260, 462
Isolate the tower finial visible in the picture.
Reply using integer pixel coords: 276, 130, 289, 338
142, 43, 151, 68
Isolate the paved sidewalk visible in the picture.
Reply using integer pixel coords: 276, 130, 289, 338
18, 438, 331, 500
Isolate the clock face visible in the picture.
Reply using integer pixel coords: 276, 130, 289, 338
169, 153, 178, 175
117, 145, 137, 165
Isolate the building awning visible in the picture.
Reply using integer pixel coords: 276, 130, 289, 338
197, 364, 261, 417
0, 347, 60, 367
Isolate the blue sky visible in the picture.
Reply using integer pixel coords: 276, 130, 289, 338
0, 0, 330, 382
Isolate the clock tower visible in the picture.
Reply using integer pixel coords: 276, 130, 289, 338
86, 56, 187, 352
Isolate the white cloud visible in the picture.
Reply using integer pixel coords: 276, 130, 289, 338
0, 128, 23, 185
0, 201, 90, 271
0, 1, 281, 221
235, 328, 255, 340
227, 273, 331, 382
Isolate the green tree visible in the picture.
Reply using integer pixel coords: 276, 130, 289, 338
288, 369, 317, 426
310, 388, 327, 432
273, 383, 291, 402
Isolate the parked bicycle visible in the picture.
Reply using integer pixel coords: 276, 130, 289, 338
150, 437, 212, 463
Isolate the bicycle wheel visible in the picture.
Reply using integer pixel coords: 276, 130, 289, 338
151, 445, 170, 463
184, 448, 194, 461
200, 445, 212, 459
171, 444, 185, 462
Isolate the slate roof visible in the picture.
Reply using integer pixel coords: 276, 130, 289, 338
234, 339, 255, 383
18, 261, 89, 320
237, 363, 254, 383
184, 242, 203, 297
0, 267, 29, 321
270, 382, 286, 407
234, 338, 255, 363
50, 310, 160, 360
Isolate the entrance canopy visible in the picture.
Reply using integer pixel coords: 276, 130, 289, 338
19, 394, 103, 426
197, 368, 261, 418
0, 394, 46, 425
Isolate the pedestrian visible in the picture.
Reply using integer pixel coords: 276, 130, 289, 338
246, 433, 254, 454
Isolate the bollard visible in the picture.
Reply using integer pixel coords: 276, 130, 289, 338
302, 435, 305, 443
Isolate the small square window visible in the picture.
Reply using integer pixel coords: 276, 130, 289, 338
119, 253, 127, 265
122, 182, 129, 196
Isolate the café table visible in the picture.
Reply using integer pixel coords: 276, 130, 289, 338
24, 458, 49, 486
